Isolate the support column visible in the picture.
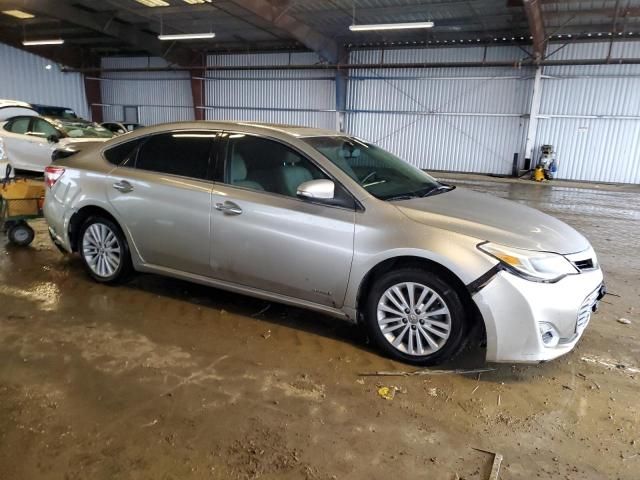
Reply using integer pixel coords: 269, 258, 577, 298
335, 46, 349, 132
524, 67, 543, 169
190, 68, 206, 121
335, 69, 347, 132
84, 75, 103, 123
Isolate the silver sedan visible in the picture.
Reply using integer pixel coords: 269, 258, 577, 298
43, 122, 605, 365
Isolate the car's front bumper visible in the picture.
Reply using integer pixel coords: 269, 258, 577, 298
473, 268, 605, 363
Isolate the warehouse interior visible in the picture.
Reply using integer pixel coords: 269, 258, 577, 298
0, 1, 639, 479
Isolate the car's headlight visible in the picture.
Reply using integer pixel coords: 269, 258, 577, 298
478, 242, 578, 282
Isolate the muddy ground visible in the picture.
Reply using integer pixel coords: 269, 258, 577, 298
0, 176, 638, 480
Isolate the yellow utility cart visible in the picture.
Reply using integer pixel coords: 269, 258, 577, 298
0, 177, 45, 246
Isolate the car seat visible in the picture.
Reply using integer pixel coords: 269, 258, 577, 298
231, 152, 264, 190
278, 152, 313, 197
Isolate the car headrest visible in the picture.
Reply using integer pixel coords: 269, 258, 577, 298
231, 152, 247, 181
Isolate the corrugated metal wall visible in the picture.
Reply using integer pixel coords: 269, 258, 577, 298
100, 56, 194, 125
346, 47, 533, 175
0, 42, 89, 119
97, 43, 640, 184
536, 42, 640, 183
204, 52, 337, 129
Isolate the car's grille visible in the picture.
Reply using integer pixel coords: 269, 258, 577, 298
573, 258, 595, 271
577, 288, 600, 330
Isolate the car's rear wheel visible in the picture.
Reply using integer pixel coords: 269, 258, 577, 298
364, 268, 467, 366
78, 216, 132, 284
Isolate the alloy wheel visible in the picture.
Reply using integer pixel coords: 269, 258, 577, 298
376, 282, 452, 356
82, 223, 122, 279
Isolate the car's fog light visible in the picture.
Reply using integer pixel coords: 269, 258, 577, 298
539, 322, 560, 347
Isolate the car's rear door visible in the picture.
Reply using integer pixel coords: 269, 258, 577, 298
106, 130, 219, 276
210, 132, 356, 308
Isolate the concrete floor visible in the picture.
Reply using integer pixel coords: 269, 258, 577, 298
0, 176, 638, 480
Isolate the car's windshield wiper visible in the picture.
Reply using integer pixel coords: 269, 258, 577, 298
419, 184, 456, 198
383, 184, 455, 202
384, 193, 419, 201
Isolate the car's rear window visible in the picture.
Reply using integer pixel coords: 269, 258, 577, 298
104, 138, 144, 166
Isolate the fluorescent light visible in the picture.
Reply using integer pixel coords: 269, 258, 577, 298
349, 21, 434, 32
135, 0, 169, 6
183, 0, 212, 3
158, 32, 215, 40
2, 9, 35, 19
23, 39, 64, 46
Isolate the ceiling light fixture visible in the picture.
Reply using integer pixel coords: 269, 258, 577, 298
183, 0, 212, 3
2, 9, 34, 19
23, 39, 64, 46
158, 32, 215, 40
135, 0, 169, 7
349, 21, 434, 32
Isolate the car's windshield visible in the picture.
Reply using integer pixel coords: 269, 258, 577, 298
303, 136, 444, 200
56, 120, 114, 139
36, 106, 78, 119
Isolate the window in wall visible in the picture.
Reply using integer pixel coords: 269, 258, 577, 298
123, 106, 139, 124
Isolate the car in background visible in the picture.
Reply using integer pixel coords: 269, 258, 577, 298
0, 98, 37, 121
31, 104, 79, 120
101, 122, 143, 135
0, 115, 113, 172
43, 121, 605, 366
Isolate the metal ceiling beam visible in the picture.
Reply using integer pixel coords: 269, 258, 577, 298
227, 0, 341, 63
62, 57, 640, 74
522, 0, 546, 62
0, 0, 198, 66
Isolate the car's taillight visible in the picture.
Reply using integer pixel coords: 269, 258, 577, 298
44, 166, 65, 188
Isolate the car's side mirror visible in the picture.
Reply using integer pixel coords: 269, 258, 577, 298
47, 134, 60, 144
297, 179, 335, 200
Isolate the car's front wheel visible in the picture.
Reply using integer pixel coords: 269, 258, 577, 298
78, 216, 132, 284
364, 268, 468, 365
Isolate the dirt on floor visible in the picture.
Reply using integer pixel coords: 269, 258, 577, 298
0, 176, 638, 480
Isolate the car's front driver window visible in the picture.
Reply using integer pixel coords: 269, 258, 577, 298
225, 134, 327, 198
31, 119, 59, 138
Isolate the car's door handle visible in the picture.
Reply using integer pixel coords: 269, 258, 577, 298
215, 201, 242, 215
113, 180, 134, 193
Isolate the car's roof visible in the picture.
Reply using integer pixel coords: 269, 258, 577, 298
0, 99, 33, 109
148, 120, 343, 139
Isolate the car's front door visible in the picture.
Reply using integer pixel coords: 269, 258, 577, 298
210, 133, 356, 308
106, 130, 218, 276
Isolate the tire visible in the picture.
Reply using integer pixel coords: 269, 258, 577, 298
8, 222, 35, 246
78, 216, 132, 284
364, 268, 468, 366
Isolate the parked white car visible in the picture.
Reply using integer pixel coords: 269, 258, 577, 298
0, 115, 113, 173
0, 98, 38, 120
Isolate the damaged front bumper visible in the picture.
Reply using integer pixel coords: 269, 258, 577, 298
471, 268, 605, 363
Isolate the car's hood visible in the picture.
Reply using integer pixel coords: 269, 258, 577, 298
394, 186, 590, 254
